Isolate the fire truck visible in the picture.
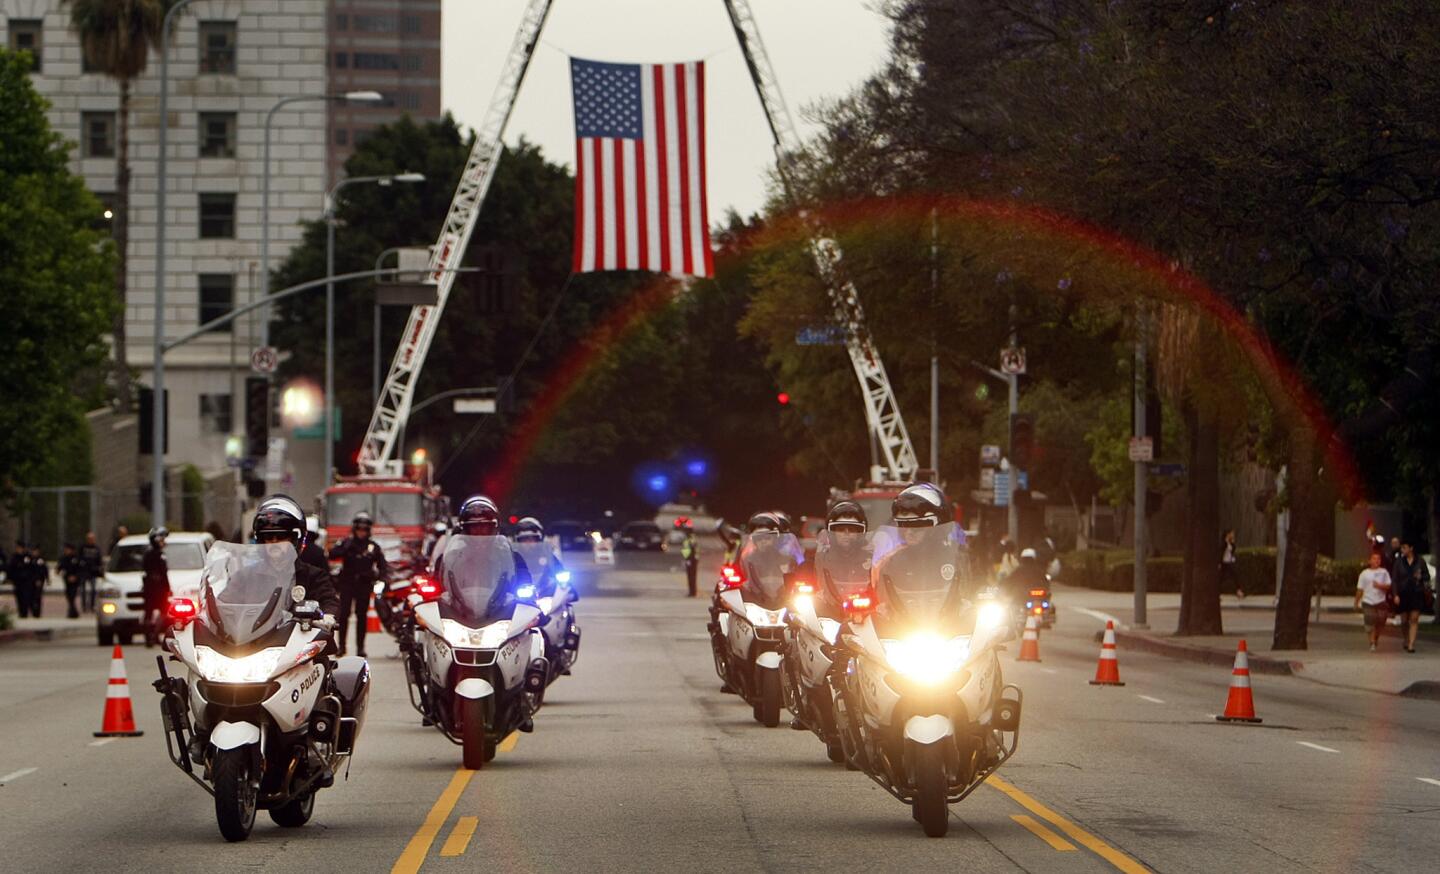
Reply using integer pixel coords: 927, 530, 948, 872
323, 463, 447, 579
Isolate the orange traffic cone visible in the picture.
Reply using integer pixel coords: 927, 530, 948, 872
366, 595, 381, 634
1017, 615, 1042, 662
94, 645, 143, 737
1089, 621, 1125, 686
1216, 640, 1263, 723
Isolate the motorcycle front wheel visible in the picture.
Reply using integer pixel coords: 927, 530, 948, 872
461, 697, 486, 770
911, 742, 949, 838
269, 789, 315, 827
213, 748, 258, 842
754, 668, 781, 728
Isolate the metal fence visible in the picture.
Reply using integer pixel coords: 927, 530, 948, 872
2, 486, 240, 557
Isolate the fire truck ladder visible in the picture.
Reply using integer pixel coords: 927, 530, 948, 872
722, 0, 918, 482
357, 0, 555, 476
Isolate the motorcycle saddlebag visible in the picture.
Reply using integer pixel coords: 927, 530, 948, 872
333, 656, 370, 751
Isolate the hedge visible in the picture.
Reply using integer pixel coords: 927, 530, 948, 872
1060, 547, 1368, 596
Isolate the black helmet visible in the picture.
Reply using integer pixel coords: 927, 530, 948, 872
352, 511, 373, 529
826, 500, 867, 533
457, 495, 500, 536
252, 495, 306, 547
148, 526, 170, 545
771, 510, 793, 534
746, 512, 781, 534
514, 516, 544, 542
892, 483, 950, 528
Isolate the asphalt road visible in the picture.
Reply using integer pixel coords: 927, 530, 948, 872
1, 551, 1437, 872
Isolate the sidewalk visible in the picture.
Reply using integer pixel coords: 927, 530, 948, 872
1055, 583, 1440, 698
0, 590, 98, 646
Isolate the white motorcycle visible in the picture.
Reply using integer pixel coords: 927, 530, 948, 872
708, 530, 803, 727
783, 532, 872, 763
153, 542, 369, 842
409, 535, 550, 769
831, 523, 1022, 837
513, 541, 581, 685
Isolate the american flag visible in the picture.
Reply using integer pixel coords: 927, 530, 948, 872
570, 57, 713, 277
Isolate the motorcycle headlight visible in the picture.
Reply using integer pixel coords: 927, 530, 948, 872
536, 596, 555, 614
554, 570, 572, 585
976, 602, 1008, 635
745, 603, 786, 626
443, 619, 512, 648
193, 646, 285, 683
882, 633, 971, 685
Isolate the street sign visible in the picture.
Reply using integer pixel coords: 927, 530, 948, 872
264, 437, 286, 480
375, 284, 439, 306
980, 444, 1002, 466
1000, 346, 1026, 375
293, 407, 341, 441
250, 346, 278, 374
1152, 462, 1187, 477
453, 397, 497, 414
994, 470, 1011, 506
1017, 470, 1029, 491
794, 325, 845, 346
1128, 436, 1154, 462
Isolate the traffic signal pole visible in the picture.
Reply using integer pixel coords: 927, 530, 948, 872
1133, 308, 1149, 628
1007, 293, 1019, 544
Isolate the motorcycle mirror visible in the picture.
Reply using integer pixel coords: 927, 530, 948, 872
291, 585, 306, 604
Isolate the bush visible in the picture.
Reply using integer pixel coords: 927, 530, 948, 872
0, 606, 13, 631
181, 465, 205, 531
1062, 546, 1364, 596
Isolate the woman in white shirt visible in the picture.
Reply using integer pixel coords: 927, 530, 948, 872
1354, 551, 1393, 652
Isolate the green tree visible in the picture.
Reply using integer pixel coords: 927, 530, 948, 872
0, 50, 117, 497
66, 0, 179, 412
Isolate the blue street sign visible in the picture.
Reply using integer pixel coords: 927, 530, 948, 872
994, 471, 1010, 506
794, 325, 846, 346
1152, 463, 1187, 477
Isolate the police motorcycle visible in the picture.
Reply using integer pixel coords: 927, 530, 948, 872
152, 541, 369, 842
831, 486, 1022, 838
708, 513, 804, 727
782, 502, 872, 763
408, 532, 550, 769
512, 517, 581, 686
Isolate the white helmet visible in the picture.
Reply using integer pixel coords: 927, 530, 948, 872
1020, 548, 1037, 560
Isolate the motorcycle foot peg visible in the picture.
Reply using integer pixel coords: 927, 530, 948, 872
519, 717, 535, 733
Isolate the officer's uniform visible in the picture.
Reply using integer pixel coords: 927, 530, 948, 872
328, 535, 389, 655
141, 545, 170, 646
681, 532, 699, 597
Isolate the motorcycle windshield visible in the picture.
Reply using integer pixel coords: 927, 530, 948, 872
200, 541, 296, 645
439, 535, 516, 624
815, 531, 874, 604
513, 541, 556, 595
870, 522, 970, 620
740, 531, 803, 606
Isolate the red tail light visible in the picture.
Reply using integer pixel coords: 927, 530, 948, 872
166, 598, 197, 622
794, 581, 815, 595
412, 575, 442, 601
842, 591, 875, 615
1029, 588, 1047, 597
720, 564, 745, 589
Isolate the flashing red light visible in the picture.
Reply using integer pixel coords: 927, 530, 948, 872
509, 515, 519, 525
776, 392, 790, 406
1029, 588, 1047, 597
843, 592, 874, 614
167, 597, 197, 622
794, 581, 815, 595
720, 564, 745, 589
412, 575, 442, 601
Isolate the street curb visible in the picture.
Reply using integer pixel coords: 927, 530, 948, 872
0, 625, 94, 647
1398, 681, 1440, 701
1105, 630, 1300, 676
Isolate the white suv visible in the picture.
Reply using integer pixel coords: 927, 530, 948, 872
96, 532, 214, 646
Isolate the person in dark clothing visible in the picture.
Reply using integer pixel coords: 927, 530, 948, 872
59, 543, 84, 619
679, 519, 699, 597
328, 511, 389, 657
108, 525, 129, 554
142, 528, 171, 647
1391, 539, 1432, 653
299, 517, 329, 572
8, 542, 35, 618
252, 495, 341, 618
26, 543, 47, 618
1006, 548, 1048, 603
80, 531, 104, 613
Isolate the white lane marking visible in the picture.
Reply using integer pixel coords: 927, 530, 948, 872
1137, 695, 1166, 704
88, 738, 116, 747
0, 767, 38, 783
1073, 607, 1126, 629
1297, 742, 1340, 754
1416, 778, 1440, 788
1039, 668, 1058, 675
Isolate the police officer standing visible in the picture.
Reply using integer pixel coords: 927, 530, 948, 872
142, 528, 170, 647
328, 512, 389, 657
59, 543, 85, 619
8, 541, 34, 618
80, 531, 104, 613
679, 519, 699, 597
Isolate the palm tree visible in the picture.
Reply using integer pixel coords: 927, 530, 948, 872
66, 0, 181, 412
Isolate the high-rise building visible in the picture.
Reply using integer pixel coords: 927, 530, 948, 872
2, 2, 330, 500
326, 0, 442, 184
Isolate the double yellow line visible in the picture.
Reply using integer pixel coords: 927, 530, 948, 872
989, 776, 1149, 873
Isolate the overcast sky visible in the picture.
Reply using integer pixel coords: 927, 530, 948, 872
440, 0, 893, 219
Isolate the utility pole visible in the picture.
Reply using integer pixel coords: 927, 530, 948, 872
929, 208, 940, 479
1133, 307, 1149, 628
1007, 292, 1019, 544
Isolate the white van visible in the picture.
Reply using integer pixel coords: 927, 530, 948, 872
96, 532, 214, 646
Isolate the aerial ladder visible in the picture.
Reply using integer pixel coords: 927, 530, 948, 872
357, 0, 917, 483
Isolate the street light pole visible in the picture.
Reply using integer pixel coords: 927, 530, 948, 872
322, 174, 423, 481
151, 0, 201, 527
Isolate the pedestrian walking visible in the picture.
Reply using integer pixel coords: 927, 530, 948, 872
8, 541, 34, 618
679, 520, 699, 597
58, 543, 84, 619
26, 543, 46, 618
141, 528, 170, 648
79, 531, 103, 613
1221, 529, 1240, 599
1390, 538, 1431, 653
1354, 551, 1393, 652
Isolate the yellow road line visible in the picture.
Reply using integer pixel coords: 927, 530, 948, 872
439, 816, 478, 857
988, 776, 1148, 873
1012, 814, 1078, 851
498, 731, 519, 753
391, 768, 474, 874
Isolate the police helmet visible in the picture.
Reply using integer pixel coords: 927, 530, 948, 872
252, 495, 306, 548
457, 495, 501, 536
891, 483, 950, 528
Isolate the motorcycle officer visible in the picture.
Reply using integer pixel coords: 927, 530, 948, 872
252, 495, 341, 618
871, 483, 972, 619
513, 516, 563, 590
300, 517, 329, 572
814, 501, 871, 617
142, 527, 170, 647
442, 496, 532, 587
1008, 548, 1047, 598
328, 511, 389, 657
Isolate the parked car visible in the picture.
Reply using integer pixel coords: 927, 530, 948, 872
616, 521, 664, 551
96, 532, 213, 646
551, 520, 596, 552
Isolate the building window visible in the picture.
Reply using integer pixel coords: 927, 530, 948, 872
354, 15, 397, 33
198, 193, 236, 239
81, 112, 116, 158
353, 52, 399, 71
199, 21, 237, 74
198, 112, 237, 158
334, 128, 348, 146
397, 92, 421, 111
334, 13, 348, 30
401, 15, 421, 35
353, 129, 374, 146
402, 54, 422, 73
199, 393, 233, 433
8, 19, 42, 72
333, 51, 348, 69
198, 274, 234, 333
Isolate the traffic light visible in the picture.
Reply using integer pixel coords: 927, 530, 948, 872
1010, 413, 1035, 471
776, 392, 791, 406
244, 377, 269, 458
